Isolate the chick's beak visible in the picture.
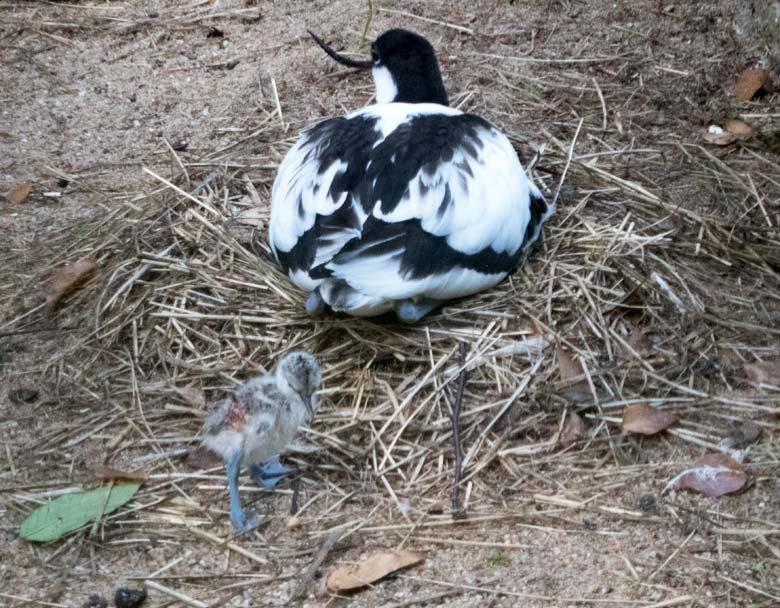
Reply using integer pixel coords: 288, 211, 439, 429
304, 394, 315, 417
308, 30, 373, 69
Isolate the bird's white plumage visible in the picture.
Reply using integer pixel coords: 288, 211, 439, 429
269, 102, 552, 317
370, 126, 535, 256
372, 66, 398, 104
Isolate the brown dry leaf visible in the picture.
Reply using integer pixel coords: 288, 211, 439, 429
621, 318, 652, 357
703, 125, 736, 146
744, 360, 780, 387
724, 118, 753, 139
669, 453, 747, 498
734, 68, 771, 101
7, 181, 32, 204
326, 549, 424, 592
176, 385, 206, 409
45, 258, 97, 314
557, 348, 590, 402
622, 403, 678, 435
559, 411, 586, 445
94, 465, 147, 481
236, 206, 264, 227
187, 445, 222, 470
629, 328, 651, 355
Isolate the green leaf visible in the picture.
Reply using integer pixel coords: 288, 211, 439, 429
20, 483, 140, 542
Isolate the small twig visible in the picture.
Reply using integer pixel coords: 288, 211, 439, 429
290, 530, 343, 601
450, 342, 468, 517
379, 7, 474, 35
144, 581, 208, 608
361, 0, 374, 45
386, 590, 462, 608
270, 77, 285, 132
551, 117, 584, 208
188, 527, 270, 565
290, 475, 301, 515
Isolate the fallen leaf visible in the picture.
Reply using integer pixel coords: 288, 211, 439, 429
621, 317, 652, 357
187, 445, 222, 470
744, 360, 780, 387
7, 181, 32, 204
667, 453, 747, 498
236, 206, 264, 227
176, 384, 206, 409
45, 258, 97, 314
559, 410, 585, 445
622, 403, 678, 435
327, 549, 424, 592
628, 325, 651, 355
20, 483, 140, 542
93, 466, 147, 481
703, 125, 735, 146
557, 348, 591, 402
724, 118, 753, 139
734, 68, 771, 101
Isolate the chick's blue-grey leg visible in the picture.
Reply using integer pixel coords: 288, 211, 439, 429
395, 298, 442, 323
250, 456, 296, 489
226, 452, 261, 533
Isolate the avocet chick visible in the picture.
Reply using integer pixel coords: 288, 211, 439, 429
202, 351, 322, 533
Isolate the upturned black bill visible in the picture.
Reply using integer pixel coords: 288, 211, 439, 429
308, 31, 372, 69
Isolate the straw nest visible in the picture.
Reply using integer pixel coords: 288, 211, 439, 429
5, 10, 780, 603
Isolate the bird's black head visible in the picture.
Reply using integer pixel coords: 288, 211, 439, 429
308, 29, 449, 106
370, 29, 448, 106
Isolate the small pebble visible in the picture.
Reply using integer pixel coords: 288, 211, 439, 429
114, 588, 147, 608
639, 494, 657, 512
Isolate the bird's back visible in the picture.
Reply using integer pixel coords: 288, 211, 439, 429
270, 102, 552, 308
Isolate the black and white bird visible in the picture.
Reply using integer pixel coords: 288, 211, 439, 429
201, 352, 322, 534
269, 29, 553, 322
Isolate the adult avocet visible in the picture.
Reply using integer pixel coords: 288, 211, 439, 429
269, 29, 553, 322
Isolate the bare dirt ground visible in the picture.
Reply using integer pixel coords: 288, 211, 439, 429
2, 1, 780, 607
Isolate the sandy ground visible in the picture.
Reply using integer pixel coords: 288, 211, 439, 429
2, 1, 780, 607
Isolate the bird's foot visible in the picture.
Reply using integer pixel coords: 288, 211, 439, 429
229, 505, 262, 535
395, 298, 442, 323
250, 457, 296, 489
306, 288, 327, 317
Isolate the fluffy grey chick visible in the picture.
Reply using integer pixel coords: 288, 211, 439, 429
202, 351, 322, 533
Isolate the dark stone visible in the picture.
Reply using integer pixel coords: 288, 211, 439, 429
638, 494, 657, 512
114, 588, 147, 608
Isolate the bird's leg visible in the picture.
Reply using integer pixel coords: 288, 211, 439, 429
250, 456, 297, 489
395, 297, 442, 323
226, 452, 261, 533
306, 288, 327, 316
